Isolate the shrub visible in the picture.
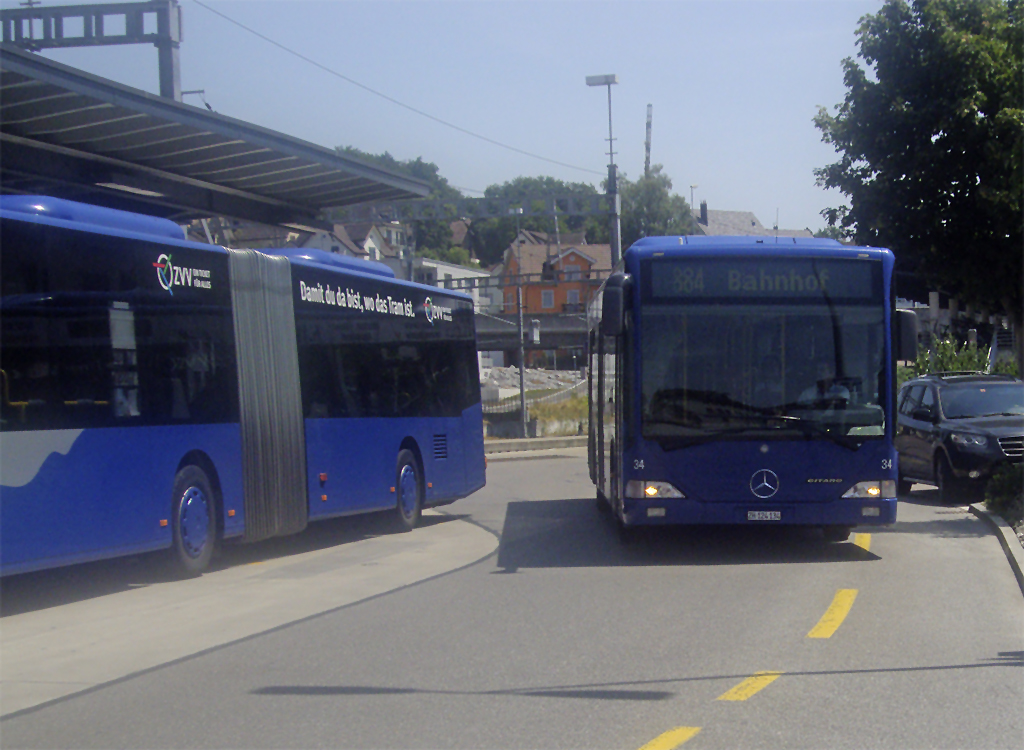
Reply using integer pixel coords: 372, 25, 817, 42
529, 395, 588, 423
917, 337, 989, 374
985, 464, 1024, 527
991, 358, 1020, 377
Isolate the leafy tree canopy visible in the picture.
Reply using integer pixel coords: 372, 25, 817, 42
617, 165, 697, 247
468, 176, 605, 267
333, 146, 462, 263
814, 0, 1022, 346
813, 225, 850, 240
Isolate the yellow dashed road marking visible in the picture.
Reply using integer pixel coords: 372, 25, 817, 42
716, 671, 783, 701
638, 727, 702, 750
807, 588, 858, 638
854, 533, 871, 552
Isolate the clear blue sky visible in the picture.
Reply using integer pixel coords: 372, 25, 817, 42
3, 0, 883, 232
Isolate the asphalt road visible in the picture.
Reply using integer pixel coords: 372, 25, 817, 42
2, 447, 1022, 749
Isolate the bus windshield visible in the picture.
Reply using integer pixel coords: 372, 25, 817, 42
640, 258, 886, 447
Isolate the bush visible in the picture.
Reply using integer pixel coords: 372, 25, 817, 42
991, 357, 1020, 377
917, 337, 989, 374
529, 395, 588, 423
985, 464, 1024, 527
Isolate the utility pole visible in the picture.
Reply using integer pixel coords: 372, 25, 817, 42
644, 104, 652, 177
511, 208, 529, 439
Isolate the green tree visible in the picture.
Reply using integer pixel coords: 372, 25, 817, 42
468, 176, 605, 267
813, 225, 850, 241
617, 165, 697, 247
333, 147, 464, 263
814, 0, 1023, 372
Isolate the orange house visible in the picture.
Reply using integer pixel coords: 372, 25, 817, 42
500, 241, 612, 315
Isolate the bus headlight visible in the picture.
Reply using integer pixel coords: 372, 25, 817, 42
625, 480, 685, 499
842, 480, 896, 499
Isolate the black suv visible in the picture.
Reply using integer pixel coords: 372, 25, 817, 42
895, 373, 1024, 502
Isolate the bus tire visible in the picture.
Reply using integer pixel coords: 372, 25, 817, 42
394, 449, 423, 532
595, 489, 610, 513
822, 525, 852, 543
171, 465, 217, 576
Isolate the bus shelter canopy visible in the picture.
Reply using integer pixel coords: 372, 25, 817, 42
0, 44, 429, 229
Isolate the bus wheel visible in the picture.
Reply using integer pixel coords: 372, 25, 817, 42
171, 466, 217, 576
394, 449, 423, 532
822, 525, 852, 543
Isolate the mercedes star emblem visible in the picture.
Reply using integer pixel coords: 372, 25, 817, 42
750, 469, 780, 499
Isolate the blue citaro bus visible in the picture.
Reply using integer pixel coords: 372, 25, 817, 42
589, 236, 917, 541
0, 197, 485, 575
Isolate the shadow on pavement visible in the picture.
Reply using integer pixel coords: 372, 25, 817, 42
250, 649, 1023, 702
882, 487, 992, 539
494, 498, 880, 572
0, 510, 460, 617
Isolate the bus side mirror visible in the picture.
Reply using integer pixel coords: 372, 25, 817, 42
601, 273, 631, 337
895, 309, 918, 361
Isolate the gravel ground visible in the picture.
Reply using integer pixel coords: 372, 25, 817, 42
481, 367, 583, 391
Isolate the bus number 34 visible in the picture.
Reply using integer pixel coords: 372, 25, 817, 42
633, 459, 645, 470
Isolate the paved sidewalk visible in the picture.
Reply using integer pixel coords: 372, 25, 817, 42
969, 503, 1024, 598
0, 511, 497, 716
484, 436, 586, 454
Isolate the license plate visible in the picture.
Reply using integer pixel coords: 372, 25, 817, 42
748, 511, 781, 521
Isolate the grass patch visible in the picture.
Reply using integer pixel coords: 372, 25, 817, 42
985, 464, 1023, 528
529, 395, 588, 422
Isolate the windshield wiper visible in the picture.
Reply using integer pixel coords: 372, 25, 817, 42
779, 414, 863, 451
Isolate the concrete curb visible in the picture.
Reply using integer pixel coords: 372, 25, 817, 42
969, 503, 1024, 598
484, 436, 587, 454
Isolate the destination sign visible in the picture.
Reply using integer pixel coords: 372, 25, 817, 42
647, 258, 879, 300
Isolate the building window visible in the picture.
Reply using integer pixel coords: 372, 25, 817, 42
542, 290, 554, 309
564, 264, 581, 281
567, 289, 580, 305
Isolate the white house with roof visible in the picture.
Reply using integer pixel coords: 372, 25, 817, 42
692, 201, 813, 238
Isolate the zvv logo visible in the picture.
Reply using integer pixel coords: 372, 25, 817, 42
153, 253, 174, 294
153, 253, 212, 294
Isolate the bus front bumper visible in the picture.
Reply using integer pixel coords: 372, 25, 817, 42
620, 497, 897, 527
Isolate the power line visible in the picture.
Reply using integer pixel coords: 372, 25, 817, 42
191, 1, 603, 177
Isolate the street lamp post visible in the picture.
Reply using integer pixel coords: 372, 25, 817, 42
586, 74, 621, 266
510, 207, 528, 439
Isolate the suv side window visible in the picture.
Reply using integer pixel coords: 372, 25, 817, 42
899, 385, 924, 416
921, 386, 936, 410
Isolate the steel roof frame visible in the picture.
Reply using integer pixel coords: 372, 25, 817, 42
0, 45, 429, 227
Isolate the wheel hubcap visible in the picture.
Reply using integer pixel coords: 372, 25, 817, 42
180, 487, 210, 558
399, 465, 418, 517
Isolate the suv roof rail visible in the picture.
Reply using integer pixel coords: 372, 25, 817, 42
919, 371, 1019, 382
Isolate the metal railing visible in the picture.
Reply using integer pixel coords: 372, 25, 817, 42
482, 378, 587, 414
440, 269, 613, 291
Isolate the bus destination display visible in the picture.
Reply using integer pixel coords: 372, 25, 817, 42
648, 258, 878, 300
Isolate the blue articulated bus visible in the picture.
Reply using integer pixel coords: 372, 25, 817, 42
589, 235, 917, 541
0, 196, 485, 576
